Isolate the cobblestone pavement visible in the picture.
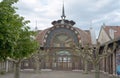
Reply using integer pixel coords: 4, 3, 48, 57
0, 70, 114, 78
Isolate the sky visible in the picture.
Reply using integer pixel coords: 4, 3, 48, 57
1, 0, 120, 37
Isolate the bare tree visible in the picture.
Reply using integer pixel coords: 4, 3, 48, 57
75, 45, 89, 74
33, 52, 40, 73
75, 42, 117, 78
32, 48, 47, 73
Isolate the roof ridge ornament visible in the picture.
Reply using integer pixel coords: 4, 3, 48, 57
61, 0, 66, 20
51, 0, 75, 26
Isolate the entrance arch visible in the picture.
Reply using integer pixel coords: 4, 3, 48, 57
51, 50, 81, 70
52, 51, 72, 70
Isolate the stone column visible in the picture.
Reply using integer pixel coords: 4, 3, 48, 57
102, 58, 105, 72
106, 57, 109, 74
5, 60, 9, 72
113, 52, 116, 75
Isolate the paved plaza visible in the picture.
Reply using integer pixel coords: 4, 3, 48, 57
0, 70, 114, 78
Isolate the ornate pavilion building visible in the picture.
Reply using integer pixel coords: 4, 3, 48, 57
1, 3, 120, 77
34, 5, 93, 70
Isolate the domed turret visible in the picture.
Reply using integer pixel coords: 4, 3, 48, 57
51, 1, 75, 26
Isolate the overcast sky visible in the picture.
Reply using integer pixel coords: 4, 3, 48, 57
1, 0, 120, 37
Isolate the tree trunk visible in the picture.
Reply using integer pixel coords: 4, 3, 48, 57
34, 57, 40, 73
14, 62, 20, 78
84, 60, 88, 74
35, 61, 39, 73
94, 64, 100, 78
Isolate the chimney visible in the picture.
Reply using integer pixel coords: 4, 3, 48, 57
109, 29, 114, 39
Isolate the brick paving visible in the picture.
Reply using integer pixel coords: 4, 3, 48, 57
0, 70, 114, 78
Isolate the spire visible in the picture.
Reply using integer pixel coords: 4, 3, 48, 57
89, 20, 96, 44
102, 22, 106, 26
35, 20, 38, 31
61, 0, 66, 19
90, 20, 93, 29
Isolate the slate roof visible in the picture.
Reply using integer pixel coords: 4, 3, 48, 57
103, 26, 120, 39
74, 27, 91, 45
36, 28, 50, 46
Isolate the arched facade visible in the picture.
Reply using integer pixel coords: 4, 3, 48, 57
45, 27, 79, 47
36, 19, 92, 70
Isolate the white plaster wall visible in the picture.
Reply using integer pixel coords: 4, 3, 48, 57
98, 28, 111, 44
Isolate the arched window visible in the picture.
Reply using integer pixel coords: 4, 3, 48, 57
45, 27, 79, 47
57, 51, 71, 55
53, 34, 73, 47
57, 51, 71, 62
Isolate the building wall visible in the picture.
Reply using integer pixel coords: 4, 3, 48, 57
0, 60, 14, 73
98, 28, 111, 44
